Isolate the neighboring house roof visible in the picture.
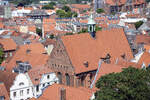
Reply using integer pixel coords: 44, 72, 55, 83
105, 0, 145, 6
33, 84, 93, 100
136, 35, 150, 45
0, 71, 17, 93
94, 63, 126, 86
61, 28, 133, 74
138, 52, 150, 67
0, 82, 9, 100
0, 38, 17, 51
2, 43, 48, 71
71, 4, 90, 9
138, 22, 150, 31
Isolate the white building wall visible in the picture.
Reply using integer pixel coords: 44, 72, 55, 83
10, 73, 33, 100
10, 72, 59, 99
34, 72, 59, 98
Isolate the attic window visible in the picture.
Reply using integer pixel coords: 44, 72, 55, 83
121, 54, 126, 59
83, 61, 89, 67
19, 82, 24, 86
26, 49, 31, 54
16, 61, 22, 64
35, 78, 39, 81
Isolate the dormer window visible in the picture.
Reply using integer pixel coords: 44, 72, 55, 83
83, 61, 89, 67
121, 53, 126, 59
26, 49, 31, 54
19, 82, 24, 86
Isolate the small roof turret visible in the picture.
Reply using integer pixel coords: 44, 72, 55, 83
87, 13, 96, 25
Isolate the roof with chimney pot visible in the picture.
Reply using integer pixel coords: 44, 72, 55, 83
1, 43, 48, 71
61, 28, 133, 74
30, 84, 93, 100
0, 38, 17, 51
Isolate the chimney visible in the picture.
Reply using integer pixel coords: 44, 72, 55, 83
60, 88, 66, 100
83, 61, 89, 67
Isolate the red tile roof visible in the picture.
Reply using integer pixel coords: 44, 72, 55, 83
0, 38, 17, 51
61, 28, 133, 74
71, 4, 90, 9
3, 43, 48, 71
0, 82, 9, 100
0, 71, 17, 93
35, 84, 93, 100
138, 52, 150, 67
136, 35, 150, 45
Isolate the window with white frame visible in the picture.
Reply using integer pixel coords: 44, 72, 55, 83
13, 92, 16, 97
27, 89, 29, 94
20, 90, 23, 96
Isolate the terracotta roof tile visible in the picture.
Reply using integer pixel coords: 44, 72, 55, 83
136, 35, 150, 45
3, 43, 48, 71
0, 82, 10, 100
0, 38, 17, 51
71, 4, 90, 9
61, 28, 133, 74
0, 71, 17, 93
36, 84, 93, 100
138, 52, 150, 67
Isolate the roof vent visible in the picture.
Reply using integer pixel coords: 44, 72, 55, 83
26, 49, 31, 54
83, 61, 89, 67
100, 53, 111, 64
121, 53, 126, 59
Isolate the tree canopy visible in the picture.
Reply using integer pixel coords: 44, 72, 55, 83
36, 28, 42, 37
96, 8, 105, 14
10, 0, 40, 5
56, 6, 78, 18
0, 48, 4, 64
95, 67, 150, 100
62, 6, 71, 12
134, 21, 144, 29
42, 2, 56, 10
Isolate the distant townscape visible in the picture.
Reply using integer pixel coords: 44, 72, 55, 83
0, 0, 150, 100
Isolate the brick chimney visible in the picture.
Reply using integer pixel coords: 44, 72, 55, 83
60, 88, 66, 100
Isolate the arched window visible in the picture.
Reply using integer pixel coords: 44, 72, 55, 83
57, 72, 62, 84
19, 82, 24, 86
65, 73, 70, 86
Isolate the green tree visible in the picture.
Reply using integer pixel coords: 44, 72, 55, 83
78, 28, 88, 34
36, 28, 42, 37
49, 34, 55, 39
134, 21, 144, 29
42, 4, 54, 10
62, 6, 71, 12
42, 2, 56, 10
95, 26, 102, 31
72, 12, 78, 17
0, 48, 4, 64
56, 10, 66, 18
49, 2, 56, 6
65, 11, 73, 18
95, 67, 150, 100
65, 32, 73, 35
96, 8, 105, 14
